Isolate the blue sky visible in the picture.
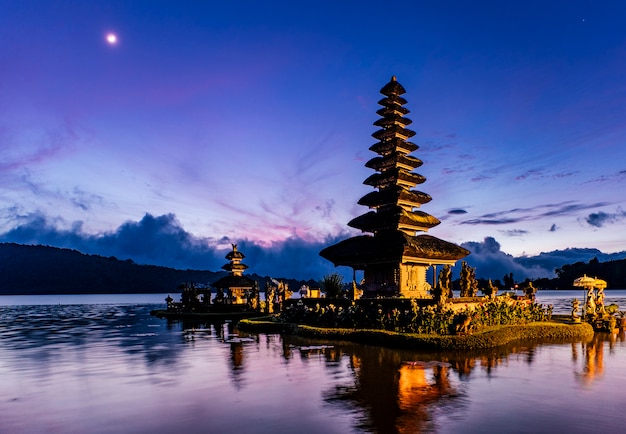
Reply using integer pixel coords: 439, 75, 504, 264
1, 1, 625, 280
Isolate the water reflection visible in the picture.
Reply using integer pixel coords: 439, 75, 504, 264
575, 330, 625, 386
2, 302, 626, 433
277, 332, 623, 434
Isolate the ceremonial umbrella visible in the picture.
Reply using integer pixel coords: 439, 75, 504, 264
573, 275, 596, 288
594, 278, 607, 289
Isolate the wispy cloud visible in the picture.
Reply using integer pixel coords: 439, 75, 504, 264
587, 170, 626, 184
461, 201, 611, 225
500, 229, 528, 237
0, 117, 79, 174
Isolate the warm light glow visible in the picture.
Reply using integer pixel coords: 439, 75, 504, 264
106, 33, 118, 44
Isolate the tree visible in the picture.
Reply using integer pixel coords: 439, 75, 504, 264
323, 273, 344, 299
503, 272, 515, 290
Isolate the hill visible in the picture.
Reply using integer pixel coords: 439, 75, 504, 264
533, 256, 626, 289
0, 243, 316, 295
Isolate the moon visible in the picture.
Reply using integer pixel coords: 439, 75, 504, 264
106, 33, 118, 45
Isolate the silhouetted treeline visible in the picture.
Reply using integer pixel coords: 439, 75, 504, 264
0, 243, 317, 295
533, 257, 626, 289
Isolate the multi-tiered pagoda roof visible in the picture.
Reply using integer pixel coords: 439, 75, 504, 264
213, 244, 255, 289
320, 77, 468, 279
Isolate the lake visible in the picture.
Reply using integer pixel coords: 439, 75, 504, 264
1, 291, 626, 433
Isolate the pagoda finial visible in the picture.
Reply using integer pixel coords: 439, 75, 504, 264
391, 75, 397, 81
232, 243, 237, 251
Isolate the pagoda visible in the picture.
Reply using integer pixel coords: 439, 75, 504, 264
320, 76, 469, 298
212, 244, 255, 304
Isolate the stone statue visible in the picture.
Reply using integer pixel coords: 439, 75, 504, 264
571, 298, 580, 321
585, 289, 596, 318
455, 313, 472, 334
596, 288, 605, 315
265, 281, 275, 314
250, 281, 259, 311
439, 265, 452, 300
485, 279, 498, 299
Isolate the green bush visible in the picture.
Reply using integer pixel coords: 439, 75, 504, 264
278, 298, 549, 335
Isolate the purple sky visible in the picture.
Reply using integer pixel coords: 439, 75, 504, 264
2, 1, 626, 280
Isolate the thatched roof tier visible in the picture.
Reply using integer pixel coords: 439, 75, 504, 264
365, 153, 423, 172
376, 106, 409, 117
369, 138, 418, 155
378, 95, 408, 107
212, 274, 255, 289
363, 169, 426, 189
221, 263, 249, 272
380, 76, 406, 96
319, 232, 470, 268
371, 125, 416, 141
348, 208, 440, 233
225, 250, 244, 260
373, 115, 412, 128
358, 187, 432, 208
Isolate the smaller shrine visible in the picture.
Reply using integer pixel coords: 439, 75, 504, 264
213, 244, 256, 305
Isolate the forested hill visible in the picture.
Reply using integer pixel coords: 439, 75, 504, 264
0, 243, 317, 295
0, 243, 225, 295
534, 257, 626, 289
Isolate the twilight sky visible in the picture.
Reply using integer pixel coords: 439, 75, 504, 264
2, 1, 626, 280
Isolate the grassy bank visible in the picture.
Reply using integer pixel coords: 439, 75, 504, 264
237, 317, 595, 351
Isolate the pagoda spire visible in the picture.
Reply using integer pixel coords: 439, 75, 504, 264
319, 77, 469, 298
222, 243, 248, 277
348, 76, 440, 236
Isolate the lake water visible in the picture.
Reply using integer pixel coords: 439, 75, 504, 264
1, 291, 626, 433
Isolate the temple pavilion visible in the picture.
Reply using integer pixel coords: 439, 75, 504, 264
320, 76, 469, 298
212, 244, 255, 304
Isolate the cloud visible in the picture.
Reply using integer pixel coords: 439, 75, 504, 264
585, 208, 626, 227
460, 237, 552, 280
447, 209, 468, 215
0, 117, 78, 174
549, 223, 559, 232
587, 170, 626, 184
0, 212, 344, 280
499, 229, 528, 237
515, 168, 543, 181
461, 201, 611, 225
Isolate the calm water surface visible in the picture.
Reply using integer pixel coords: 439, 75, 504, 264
1, 291, 626, 434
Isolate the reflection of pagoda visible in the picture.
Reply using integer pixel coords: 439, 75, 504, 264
212, 244, 255, 304
320, 77, 469, 298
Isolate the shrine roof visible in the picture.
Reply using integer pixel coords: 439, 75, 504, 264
363, 169, 426, 188
371, 124, 416, 140
380, 76, 406, 96
365, 153, 423, 171
319, 232, 470, 268
358, 187, 432, 208
369, 139, 418, 155
221, 263, 249, 272
348, 208, 440, 233
212, 275, 255, 289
